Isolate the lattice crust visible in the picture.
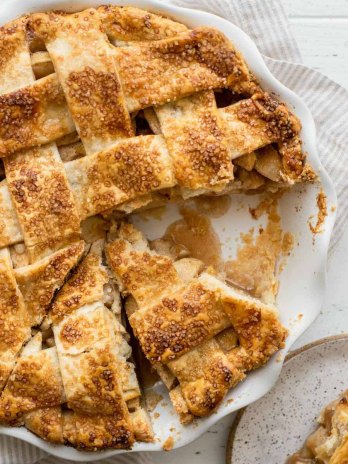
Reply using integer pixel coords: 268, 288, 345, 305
0, 4, 312, 449
0, 243, 153, 449
0, 242, 84, 391
106, 223, 287, 420
0, 340, 65, 426
0, 6, 314, 263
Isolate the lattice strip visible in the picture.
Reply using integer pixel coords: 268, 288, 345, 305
0, 74, 74, 156
0, 343, 65, 425
167, 337, 243, 417
0, 182, 23, 247
155, 90, 233, 194
0, 249, 30, 391
14, 241, 85, 326
97, 5, 188, 42
5, 333, 64, 443
0, 20, 34, 94
30, 9, 134, 156
50, 243, 153, 448
65, 135, 175, 220
4, 144, 81, 262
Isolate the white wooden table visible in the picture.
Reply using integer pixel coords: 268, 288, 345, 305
286, 0, 348, 88
152, 1, 348, 463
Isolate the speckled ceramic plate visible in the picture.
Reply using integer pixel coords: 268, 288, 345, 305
227, 335, 348, 464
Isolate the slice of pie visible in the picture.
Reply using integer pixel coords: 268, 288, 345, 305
106, 222, 288, 422
287, 390, 348, 464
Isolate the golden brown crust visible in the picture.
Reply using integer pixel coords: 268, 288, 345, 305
0, 74, 74, 156
155, 91, 233, 192
58, 345, 129, 416
0, 3, 310, 446
114, 27, 250, 112
130, 281, 231, 363
29, 9, 134, 155
0, 6, 311, 204
65, 135, 175, 220
0, 249, 30, 390
24, 406, 64, 444
0, 135, 176, 250
4, 144, 81, 262
49, 248, 144, 449
107, 224, 287, 419
0, 181, 23, 248
169, 386, 194, 424
50, 251, 107, 323
63, 412, 134, 450
199, 273, 287, 371
55, 304, 111, 354
130, 408, 154, 442
0, 16, 84, 262
0, 19, 34, 94
168, 338, 244, 416
0, 361, 16, 394
223, 292, 287, 370
0, 347, 65, 425
221, 92, 309, 182
97, 5, 188, 42
14, 241, 85, 326
106, 237, 181, 307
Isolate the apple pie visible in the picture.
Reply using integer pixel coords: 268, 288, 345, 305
0, 3, 313, 450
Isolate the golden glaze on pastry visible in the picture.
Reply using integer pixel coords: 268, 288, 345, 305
0, 3, 314, 450
0, 6, 314, 257
106, 223, 287, 420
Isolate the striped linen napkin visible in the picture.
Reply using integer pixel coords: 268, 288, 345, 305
1, 0, 347, 463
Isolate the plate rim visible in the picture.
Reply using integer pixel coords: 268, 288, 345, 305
0, 0, 337, 460
226, 333, 348, 464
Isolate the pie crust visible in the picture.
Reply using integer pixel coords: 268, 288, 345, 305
0, 4, 314, 450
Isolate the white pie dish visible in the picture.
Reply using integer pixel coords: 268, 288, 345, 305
0, 0, 336, 460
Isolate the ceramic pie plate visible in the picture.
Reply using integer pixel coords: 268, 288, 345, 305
227, 335, 348, 464
0, 0, 337, 460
